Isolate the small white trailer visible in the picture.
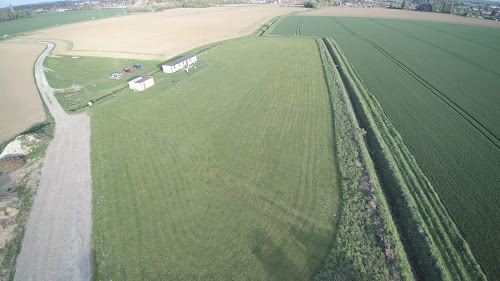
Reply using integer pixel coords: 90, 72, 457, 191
162, 54, 197, 73
128, 76, 154, 92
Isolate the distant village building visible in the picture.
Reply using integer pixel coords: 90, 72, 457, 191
128, 76, 154, 92
162, 54, 197, 73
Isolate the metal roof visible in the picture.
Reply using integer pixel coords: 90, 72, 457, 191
163, 54, 196, 67
135, 76, 153, 83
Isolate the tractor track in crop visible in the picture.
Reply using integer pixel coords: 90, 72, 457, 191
368, 18, 500, 78
408, 21, 500, 52
331, 17, 500, 150
295, 17, 302, 36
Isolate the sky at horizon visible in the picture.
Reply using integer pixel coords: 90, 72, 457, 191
0, 0, 77, 9
1, 0, 500, 9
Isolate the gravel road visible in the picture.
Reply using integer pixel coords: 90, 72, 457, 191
14, 42, 92, 281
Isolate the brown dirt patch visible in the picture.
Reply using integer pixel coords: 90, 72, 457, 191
303, 7, 500, 28
0, 158, 27, 174
0, 43, 47, 143
0, 157, 43, 281
23, 5, 303, 60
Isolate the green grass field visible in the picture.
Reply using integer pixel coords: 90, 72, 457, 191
89, 37, 341, 280
44, 55, 161, 111
0, 8, 127, 37
272, 16, 500, 280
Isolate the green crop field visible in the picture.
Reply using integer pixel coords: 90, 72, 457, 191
88, 37, 341, 280
272, 16, 500, 280
0, 8, 127, 37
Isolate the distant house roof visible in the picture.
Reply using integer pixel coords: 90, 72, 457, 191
135, 76, 153, 83
163, 54, 196, 67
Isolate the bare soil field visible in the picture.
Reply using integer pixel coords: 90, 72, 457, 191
23, 5, 303, 60
0, 43, 46, 143
304, 7, 500, 28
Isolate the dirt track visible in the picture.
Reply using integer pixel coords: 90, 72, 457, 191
303, 7, 500, 28
0, 43, 47, 143
14, 42, 92, 281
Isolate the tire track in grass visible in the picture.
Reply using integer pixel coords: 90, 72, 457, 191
368, 18, 500, 78
331, 17, 500, 150
296, 17, 302, 36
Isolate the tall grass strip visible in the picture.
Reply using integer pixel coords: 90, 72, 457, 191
315, 38, 414, 281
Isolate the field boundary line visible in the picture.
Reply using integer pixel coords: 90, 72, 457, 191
331, 17, 500, 150
72, 49, 161, 56
368, 19, 500, 78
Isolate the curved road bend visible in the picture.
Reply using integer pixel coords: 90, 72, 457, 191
14, 42, 92, 281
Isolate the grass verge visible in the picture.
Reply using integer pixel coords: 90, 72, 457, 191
315, 38, 414, 281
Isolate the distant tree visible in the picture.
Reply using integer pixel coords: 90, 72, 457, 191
304, 0, 326, 8
432, 0, 452, 13
402, 0, 406, 9
304, 0, 319, 8
416, 2, 432, 11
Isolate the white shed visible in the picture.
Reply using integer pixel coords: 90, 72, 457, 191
128, 76, 154, 92
162, 54, 197, 73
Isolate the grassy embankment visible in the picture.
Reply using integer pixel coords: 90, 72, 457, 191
315, 39, 414, 281
90, 37, 341, 280
0, 8, 127, 38
271, 15, 499, 280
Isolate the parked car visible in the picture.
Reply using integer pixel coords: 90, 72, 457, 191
124, 67, 134, 73
109, 72, 123, 80
133, 64, 145, 69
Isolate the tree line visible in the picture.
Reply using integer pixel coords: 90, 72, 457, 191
0, 9, 34, 22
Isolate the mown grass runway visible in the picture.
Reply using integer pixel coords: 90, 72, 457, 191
272, 16, 500, 279
90, 37, 340, 280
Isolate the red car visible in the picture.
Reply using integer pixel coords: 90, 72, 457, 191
124, 67, 134, 73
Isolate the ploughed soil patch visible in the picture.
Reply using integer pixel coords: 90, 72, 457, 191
0, 158, 27, 174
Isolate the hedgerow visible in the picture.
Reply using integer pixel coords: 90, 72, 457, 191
315, 38, 415, 281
